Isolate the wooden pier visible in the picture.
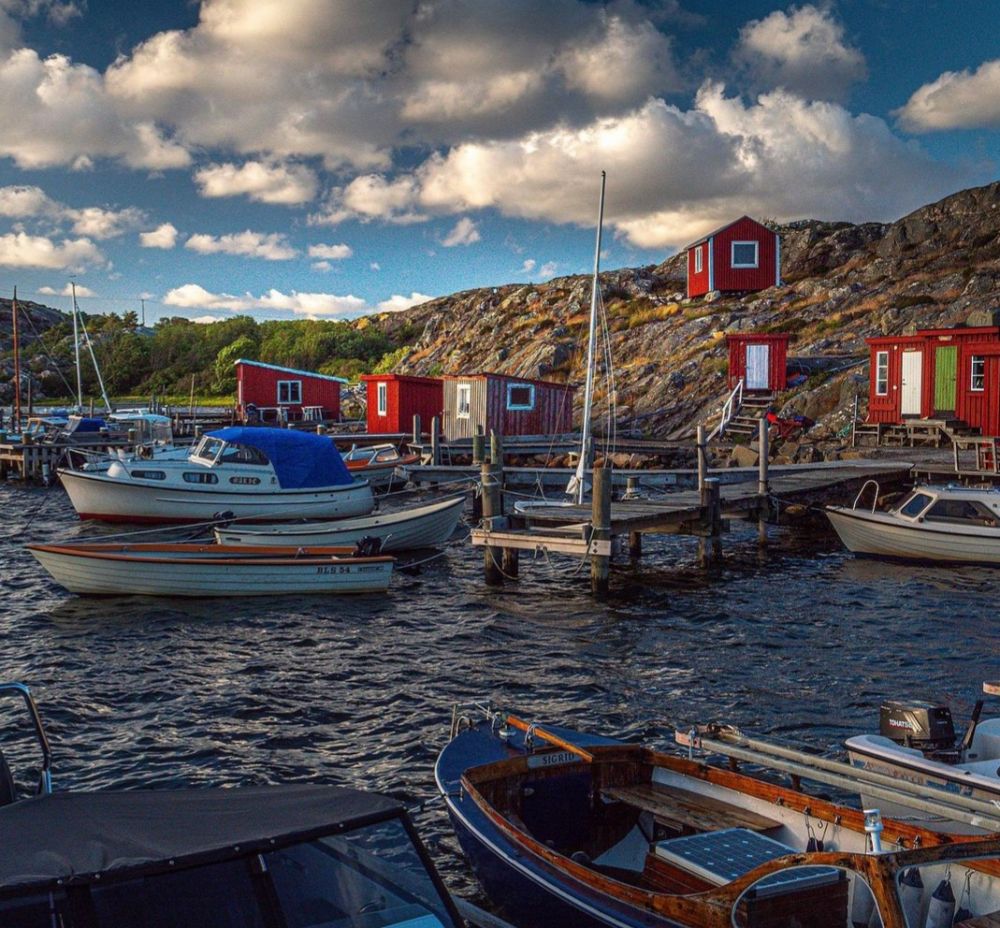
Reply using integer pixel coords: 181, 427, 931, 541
0, 436, 130, 483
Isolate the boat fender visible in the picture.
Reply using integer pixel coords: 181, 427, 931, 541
899, 867, 924, 927
923, 879, 954, 928
806, 836, 824, 852
954, 908, 972, 923
353, 535, 383, 557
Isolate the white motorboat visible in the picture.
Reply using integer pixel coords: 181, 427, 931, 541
214, 494, 465, 551
846, 685, 1000, 834
28, 540, 394, 596
825, 483, 1000, 563
58, 426, 374, 523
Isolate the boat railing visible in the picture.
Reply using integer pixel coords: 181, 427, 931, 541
0, 682, 52, 795
851, 479, 880, 513
708, 378, 744, 441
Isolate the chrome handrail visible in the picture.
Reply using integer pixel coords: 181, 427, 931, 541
0, 682, 52, 795
852, 479, 881, 513
708, 377, 744, 441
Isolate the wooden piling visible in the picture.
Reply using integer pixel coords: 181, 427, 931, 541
502, 546, 519, 578
490, 430, 503, 466
481, 461, 503, 586
430, 416, 440, 466
591, 465, 612, 595
472, 432, 485, 465
758, 417, 769, 547
628, 530, 642, 560
699, 476, 721, 567
696, 425, 707, 492
412, 414, 421, 447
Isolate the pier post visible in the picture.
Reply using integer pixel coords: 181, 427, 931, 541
696, 425, 707, 492
699, 476, 721, 567
591, 465, 612, 595
757, 417, 769, 548
490, 430, 503, 466
502, 545, 519, 578
481, 461, 503, 587
412, 414, 421, 448
472, 432, 485, 465
430, 416, 440, 466
628, 531, 642, 561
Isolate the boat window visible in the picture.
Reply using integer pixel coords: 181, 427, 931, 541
0, 891, 71, 927
89, 856, 266, 928
265, 818, 456, 928
129, 469, 166, 481
732, 865, 881, 928
924, 498, 998, 526
219, 444, 270, 465
898, 492, 934, 517
182, 471, 219, 484
192, 436, 224, 462
151, 421, 173, 443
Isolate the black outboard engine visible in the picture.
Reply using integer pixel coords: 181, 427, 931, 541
353, 535, 383, 557
880, 700, 958, 762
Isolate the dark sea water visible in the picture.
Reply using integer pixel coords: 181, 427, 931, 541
0, 483, 997, 896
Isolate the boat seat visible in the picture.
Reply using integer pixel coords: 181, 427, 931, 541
601, 783, 781, 834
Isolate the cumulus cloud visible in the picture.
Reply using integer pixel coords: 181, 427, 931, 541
308, 242, 353, 260
191, 314, 224, 323
734, 5, 866, 102
163, 282, 372, 318
38, 281, 95, 296
140, 222, 178, 249
68, 205, 144, 239
312, 174, 427, 225
0, 184, 59, 217
441, 216, 480, 247
194, 160, 319, 204
896, 59, 1000, 131
185, 230, 297, 260
0, 231, 102, 269
520, 258, 536, 274
377, 292, 433, 312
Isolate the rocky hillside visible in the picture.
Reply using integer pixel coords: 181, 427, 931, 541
368, 180, 1000, 443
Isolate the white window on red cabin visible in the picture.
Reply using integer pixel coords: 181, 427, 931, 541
377, 382, 388, 415
506, 383, 535, 411
694, 246, 703, 274
875, 351, 889, 396
277, 380, 302, 404
731, 241, 759, 268
971, 355, 985, 392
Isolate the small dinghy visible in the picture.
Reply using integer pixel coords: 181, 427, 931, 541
344, 442, 420, 490
28, 541, 394, 596
0, 682, 465, 928
846, 684, 1000, 834
214, 494, 465, 551
437, 705, 1000, 928
826, 483, 1000, 564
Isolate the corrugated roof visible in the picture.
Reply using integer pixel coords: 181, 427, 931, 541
234, 359, 348, 383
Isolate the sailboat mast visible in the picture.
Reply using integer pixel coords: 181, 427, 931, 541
11, 287, 21, 431
71, 281, 83, 410
576, 170, 606, 505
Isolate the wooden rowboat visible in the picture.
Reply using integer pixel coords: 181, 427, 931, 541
437, 707, 1000, 928
213, 494, 465, 551
28, 541, 393, 596
344, 443, 420, 490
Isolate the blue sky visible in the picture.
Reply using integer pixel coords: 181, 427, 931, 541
0, 0, 997, 325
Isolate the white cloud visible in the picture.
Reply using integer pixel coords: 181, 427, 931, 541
308, 242, 353, 260
38, 281, 95, 296
311, 260, 332, 272
441, 216, 480, 247
377, 292, 433, 312
0, 184, 58, 217
0, 231, 102, 269
140, 222, 178, 249
194, 160, 319, 204
520, 258, 536, 274
538, 260, 558, 278
162, 281, 372, 318
192, 314, 224, 323
734, 5, 866, 102
185, 230, 297, 260
312, 173, 427, 225
369, 261, 380, 271
896, 59, 1000, 132
68, 205, 144, 239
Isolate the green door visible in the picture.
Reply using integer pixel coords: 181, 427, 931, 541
934, 345, 957, 414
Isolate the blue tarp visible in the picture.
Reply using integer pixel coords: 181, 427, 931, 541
207, 427, 354, 489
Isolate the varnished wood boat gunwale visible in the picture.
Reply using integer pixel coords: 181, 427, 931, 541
26, 541, 394, 566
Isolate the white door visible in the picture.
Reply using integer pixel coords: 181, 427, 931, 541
745, 344, 770, 389
901, 351, 922, 416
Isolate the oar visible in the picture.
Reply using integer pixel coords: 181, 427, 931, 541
500, 713, 594, 763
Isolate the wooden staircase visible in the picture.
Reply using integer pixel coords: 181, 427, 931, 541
723, 393, 774, 439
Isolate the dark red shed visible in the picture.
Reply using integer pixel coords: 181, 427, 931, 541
360, 373, 443, 434
235, 359, 345, 423
867, 325, 1000, 434
441, 373, 575, 440
685, 216, 781, 299
726, 333, 790, 392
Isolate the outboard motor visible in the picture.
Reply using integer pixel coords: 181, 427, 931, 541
353, 535, 383, 557
880, 700, 958, 762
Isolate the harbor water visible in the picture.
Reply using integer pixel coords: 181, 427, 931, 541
0, 482, 996, 895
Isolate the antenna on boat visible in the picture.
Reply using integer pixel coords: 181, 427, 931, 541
574, 170, 606, 505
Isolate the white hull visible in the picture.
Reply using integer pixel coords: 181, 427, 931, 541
59, 468, 374, 523
29, 543, 393, 596
214, 495, 465, 551
826, 506, 1000, 563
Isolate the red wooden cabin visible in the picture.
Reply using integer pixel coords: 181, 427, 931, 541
235, 359, 345, 423
441, 373, 575, 440
360, 373, 443, 434
866, 324, 1000, 435
685, 216, 781, 299
726, 333, 790, 392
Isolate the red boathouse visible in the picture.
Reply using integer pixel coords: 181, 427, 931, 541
726, 333, 790, 392
235, 359, 346, 423
441, 373, 575, 440
360, 373, 443, 434
686, 216, 781, 299
866, 322, 1000, 435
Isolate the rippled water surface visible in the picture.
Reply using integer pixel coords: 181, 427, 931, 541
0, 483, 996, 894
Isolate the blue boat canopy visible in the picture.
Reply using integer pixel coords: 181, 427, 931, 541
208, 427, 354, 488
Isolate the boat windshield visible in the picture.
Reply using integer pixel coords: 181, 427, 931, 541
898, 492, 934, 518
191, 436, 225, 463
0, 818, 457, 928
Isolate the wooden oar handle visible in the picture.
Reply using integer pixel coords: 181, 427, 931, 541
984, 681, 1000, 696
502, 713, 595, 763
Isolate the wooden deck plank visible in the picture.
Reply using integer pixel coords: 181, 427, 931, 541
602, 783, 780, 833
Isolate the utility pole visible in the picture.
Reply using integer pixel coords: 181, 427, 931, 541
140, 297, 145, 327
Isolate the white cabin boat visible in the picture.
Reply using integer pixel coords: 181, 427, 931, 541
58, 427, 374, 523
28, 541, 394, 596
826, 484, 1000, 563
215, 494, 465, 551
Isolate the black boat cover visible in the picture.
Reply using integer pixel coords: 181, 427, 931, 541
0, 784, 402, 892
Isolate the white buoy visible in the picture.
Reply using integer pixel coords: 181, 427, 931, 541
923, 879, 955, 928
899, 867, 924, 927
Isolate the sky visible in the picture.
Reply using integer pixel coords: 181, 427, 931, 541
0, 0, 998, 326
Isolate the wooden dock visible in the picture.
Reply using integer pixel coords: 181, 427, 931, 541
0, 437, 130, 483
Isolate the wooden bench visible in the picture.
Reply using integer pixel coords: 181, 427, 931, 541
602, 783, 781, 834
